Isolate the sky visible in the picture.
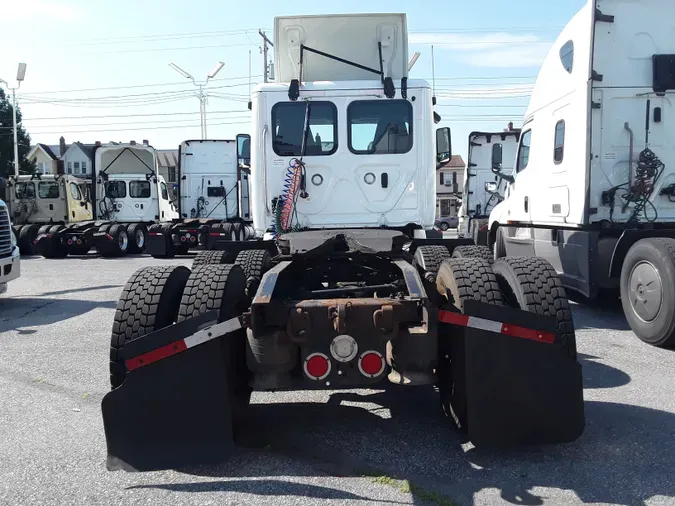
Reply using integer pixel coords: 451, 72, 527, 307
0, 0, 587, 162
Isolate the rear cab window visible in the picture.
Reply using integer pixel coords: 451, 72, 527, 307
348, 100, 413, 154
105, 181, 127, 199
129, 181, 151, 198
38, 182, 60, 199
15, 182, 35, 199
272, 101, 337, 156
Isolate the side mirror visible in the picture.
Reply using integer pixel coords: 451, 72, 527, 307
490, 143, 515, 184
237, 133, 251, 167
485, 182, 498, 193
436, 127, 452, 169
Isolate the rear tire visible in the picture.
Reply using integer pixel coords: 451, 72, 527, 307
39, 225, 68, 258
18, 224, 39, 256
495, 227, 506, 259
412, 245, 451, 281
193, 250, 229, 267
435, 258, 504, 431
452, 245, 494, 264
620, 238, 675, 347
235, 249, 272, 298
126, 223, 147, 254
177, 264, 251, 431
492, 256, 576, 358
109, 265, 191, 389
100, 224, 129, 257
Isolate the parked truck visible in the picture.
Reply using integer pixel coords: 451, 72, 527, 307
146, 136, 254, 259
101, 13, 584, 472
457, 128, 520, 246
486, 0, 675, 347
0, 198, 20, 294
31, 142, 177, 258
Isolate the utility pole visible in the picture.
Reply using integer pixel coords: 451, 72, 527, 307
259, 30, 273, 83
168, 61, 224, 140
0, 63, 27, 178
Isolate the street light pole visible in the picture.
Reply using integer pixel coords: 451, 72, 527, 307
168, 61, 224, 140
0, 63, 27, 178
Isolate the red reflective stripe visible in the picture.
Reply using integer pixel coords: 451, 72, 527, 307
438, 310, 469, 327
209, 233, 225, 237
438, 309, 555, 344
125, 340, 188, 371
500, 323, 555, 344
149, 232, 163, 236
186, 229, 198, 233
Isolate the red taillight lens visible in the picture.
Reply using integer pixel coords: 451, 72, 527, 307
304, 353, 331, 380
359, 351, 385, 377
180, 236, 186, 242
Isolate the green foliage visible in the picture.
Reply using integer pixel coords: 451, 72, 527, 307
0, 87, 36, 178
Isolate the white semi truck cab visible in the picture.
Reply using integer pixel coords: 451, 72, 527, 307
0, 198, 20, 294
488, 0, 675, 347
249, 13, 449, 240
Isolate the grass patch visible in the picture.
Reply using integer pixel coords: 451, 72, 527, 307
365, 471, 457, 506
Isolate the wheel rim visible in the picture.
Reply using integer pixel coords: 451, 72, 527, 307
628, 260, 663, 323
441, 223, 449, 231
136, 229, 145, 248
118, 230, 129, 251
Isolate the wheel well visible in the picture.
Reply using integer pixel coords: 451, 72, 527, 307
488, 222, 500, 249
609, 229, 675, 278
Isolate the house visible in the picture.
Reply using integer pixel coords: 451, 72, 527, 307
27, 144, 60, 174
156, 149, 178, 184
62, 140, 97, 176
436, 154, 465, 218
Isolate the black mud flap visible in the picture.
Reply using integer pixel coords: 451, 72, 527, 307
145, 226, 170, 257
440, 300, 584, 447
101, 311, 235, 472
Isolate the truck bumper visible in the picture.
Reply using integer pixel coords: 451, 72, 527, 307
0, 247, 21, 293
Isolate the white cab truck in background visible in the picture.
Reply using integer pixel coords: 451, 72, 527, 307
488, 0, 675, 347
457, 129, 520, 244
0, 199, 20, 294
146, 136, 254, 259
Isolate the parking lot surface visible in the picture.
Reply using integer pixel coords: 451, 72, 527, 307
1, 254, 674, 505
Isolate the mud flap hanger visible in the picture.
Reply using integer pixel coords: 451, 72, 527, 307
288, 43, 402, 100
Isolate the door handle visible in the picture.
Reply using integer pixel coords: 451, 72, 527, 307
524, 196, 529, 213
381, 172, 389, 188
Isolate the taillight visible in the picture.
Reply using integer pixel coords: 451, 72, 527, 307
358, 351, 385, 378
303, 353, 331, 380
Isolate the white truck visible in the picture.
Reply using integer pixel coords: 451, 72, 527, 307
0, 199, 20, 294
488, 0, 675, 347
457, 128, 520, 246
33, 141, 178, 257
100, 13, 584, 472
146, 136, 254, 259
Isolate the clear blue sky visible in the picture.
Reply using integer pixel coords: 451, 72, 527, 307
1, 0, 586, 161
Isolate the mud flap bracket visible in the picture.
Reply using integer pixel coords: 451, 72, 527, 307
440, 300, 584, 447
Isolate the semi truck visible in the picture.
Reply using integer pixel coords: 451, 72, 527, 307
146, 136, 254, 259
487, 0, 675, 347
457, 128, 520, 246
101, 12, 585, 472
0, 198, 20, 294
30, 142, 177, 258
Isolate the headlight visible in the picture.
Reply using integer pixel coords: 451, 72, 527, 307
11, 229, 17, 248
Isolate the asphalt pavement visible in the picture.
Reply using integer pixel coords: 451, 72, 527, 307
1, 250, 674, 506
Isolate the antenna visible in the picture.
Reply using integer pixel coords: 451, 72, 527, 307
431, 45, 436, 105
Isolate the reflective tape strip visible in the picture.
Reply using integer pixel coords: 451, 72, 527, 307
125, 316, 244, 371
438, 309, 555, 344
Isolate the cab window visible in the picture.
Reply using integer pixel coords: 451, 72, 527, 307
105, 181, 126, 199
129, 180, 151, 198
160, 182, 169, 200
272, 101, 337, 156
348, 100, 413, 155
38, 182, 60, 199
69, 182, 82, 200
15, 182, 35, 199
516, 130, 532, 172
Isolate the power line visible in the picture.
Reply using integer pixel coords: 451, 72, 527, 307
27, 120, 252, 136
22, 109, 250, 121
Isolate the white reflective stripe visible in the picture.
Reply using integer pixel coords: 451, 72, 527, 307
183, 317, 242, 348
466, 315, 503, 334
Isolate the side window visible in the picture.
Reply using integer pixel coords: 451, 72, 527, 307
348, 100, 413, 155
439, 172, 444, 185
554, 121, 565, 164
69, 182, 82, 200
38, 182, 60, 199
516, 130, 532, 172
15, 182, 35, 199
560, 40, 574, 73
272, 101, 337, 156
160, 182, 169, 201
105, 181, 127, 199
129, 181, 151, 198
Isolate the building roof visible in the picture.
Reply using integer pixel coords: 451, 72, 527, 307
156, 150, 178, 168
37, 143, 58, 160
438, 154, 465, 169
74, 142, 97, 159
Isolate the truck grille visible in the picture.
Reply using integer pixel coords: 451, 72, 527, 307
0, 205, 13, 258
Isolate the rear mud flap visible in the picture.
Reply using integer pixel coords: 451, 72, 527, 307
145, 228, 170, 257
101, 311, 235, 471
441, 300, 584, 447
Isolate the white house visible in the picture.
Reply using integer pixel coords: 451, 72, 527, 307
61, 142, 96, 176
436, 154, 465, 218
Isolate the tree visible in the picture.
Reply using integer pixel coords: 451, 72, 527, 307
0, 88, 36, 178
